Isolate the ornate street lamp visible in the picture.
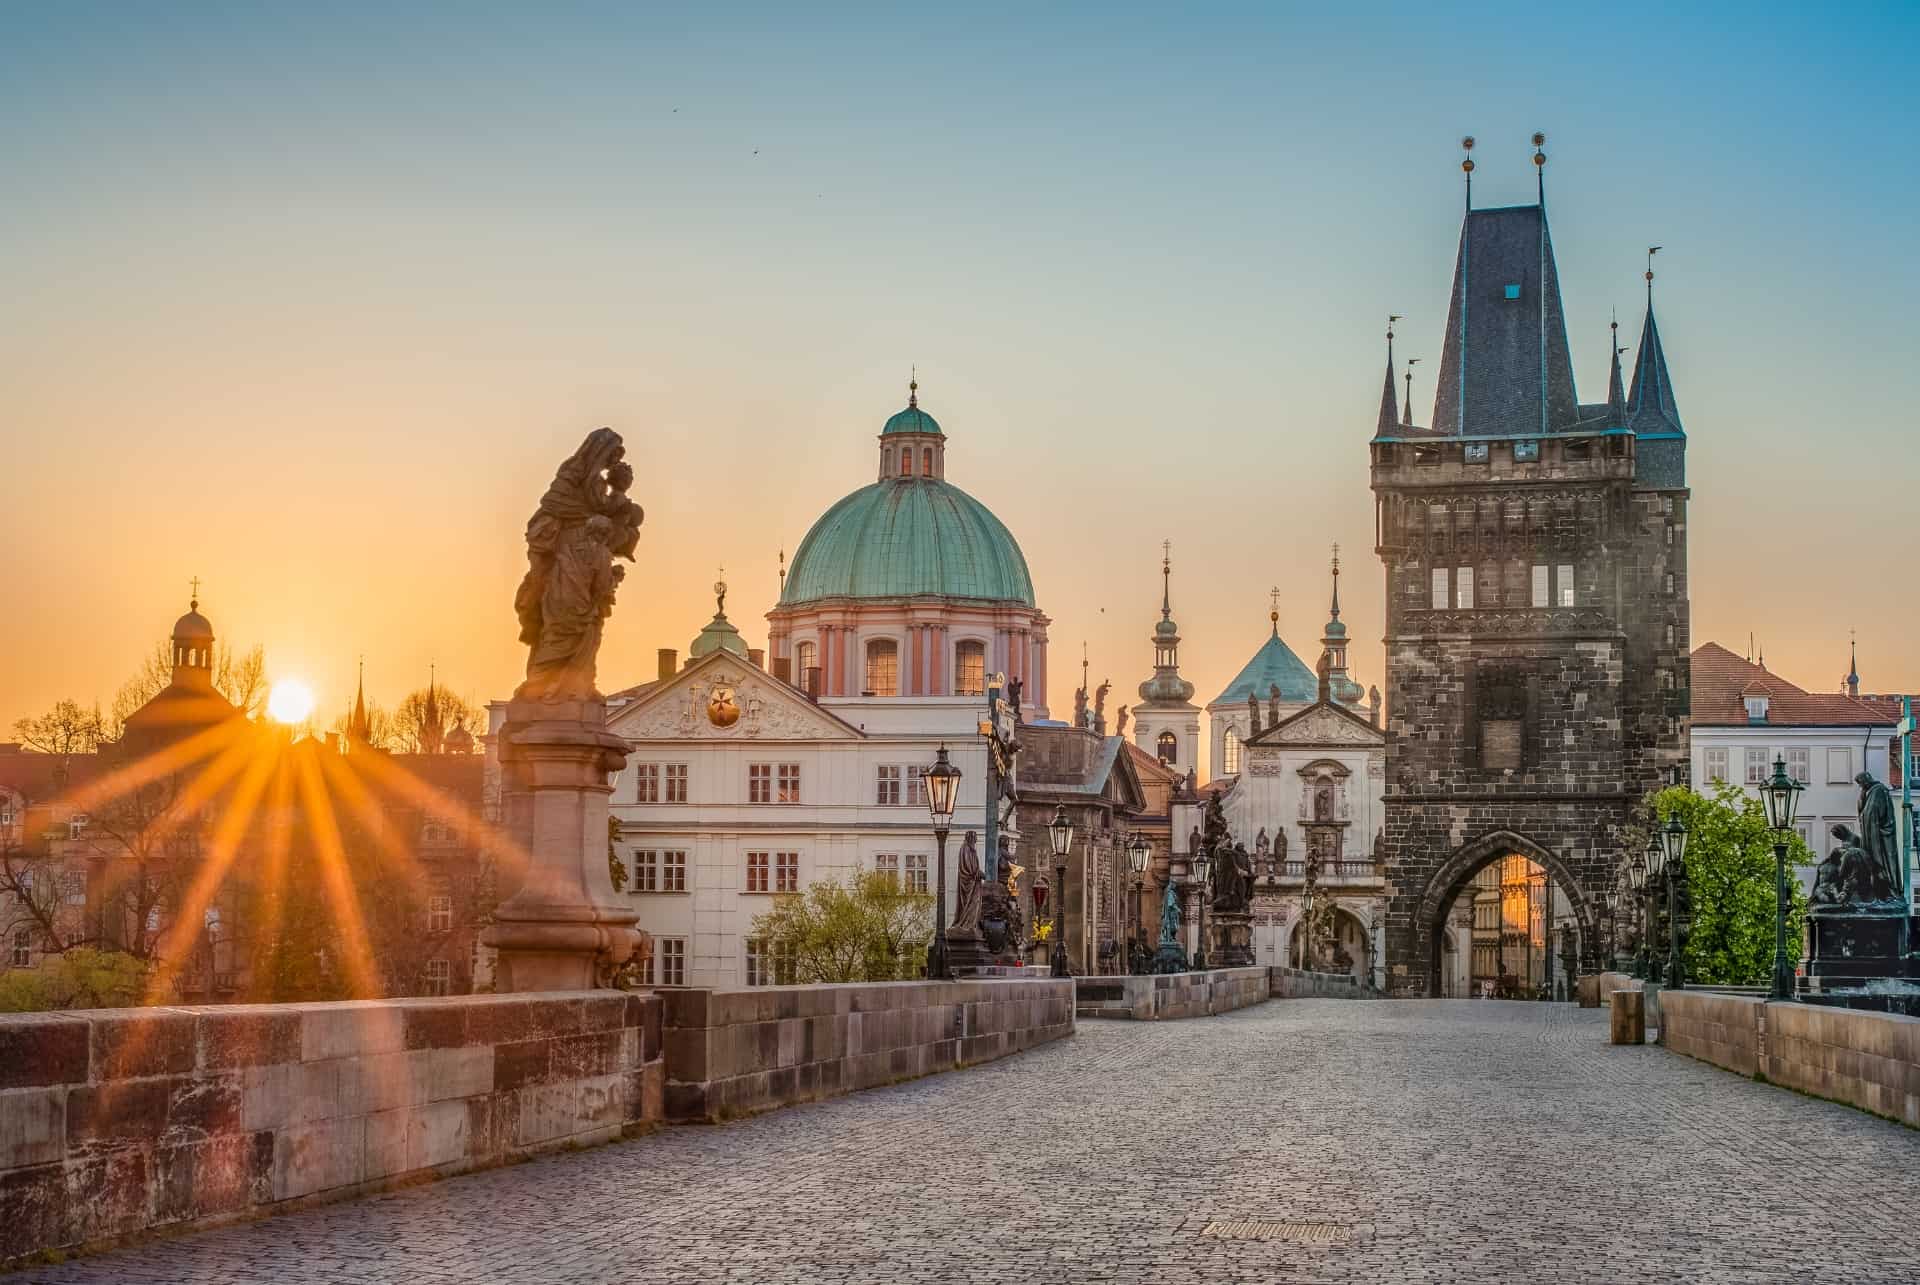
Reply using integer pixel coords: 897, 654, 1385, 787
1126, 832, 1150, 975
1048, 804, 1074, 978
1760, 755, 1806, 1000
1661, 813, 1691, 990
922, 745, 961, 980
1625, 850, 1648, 979
1189, 847, 1211, 971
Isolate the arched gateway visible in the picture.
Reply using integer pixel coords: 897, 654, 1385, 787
1406, 829, 1600, 998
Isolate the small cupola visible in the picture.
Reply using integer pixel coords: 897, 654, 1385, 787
877, 376, 946, 481
170, 583, 216, 690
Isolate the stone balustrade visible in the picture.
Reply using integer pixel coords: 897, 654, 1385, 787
661, 977, 1073, 1123
1660, 990, 1920, 1127
1269, 966, 1376, 999
0, 992, 663, 1266
1075, 967, 1270, 1021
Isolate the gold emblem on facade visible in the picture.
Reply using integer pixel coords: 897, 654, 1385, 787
707, 684, 741, 728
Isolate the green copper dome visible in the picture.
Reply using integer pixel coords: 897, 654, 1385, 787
782, 477, 1035, 606
881, 405, 943, 436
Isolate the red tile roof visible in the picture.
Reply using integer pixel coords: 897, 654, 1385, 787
1691, 642, 1891, 728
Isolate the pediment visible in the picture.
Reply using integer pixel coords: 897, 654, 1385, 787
1254, 702, 1383, 748
608, 652, 864, 742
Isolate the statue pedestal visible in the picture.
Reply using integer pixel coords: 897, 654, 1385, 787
484, 698, 644, 992
1209, 911, 1254, 968
1801, 909, 1915, 987
1152, 942, 1188, 975
944, 926, 997, 975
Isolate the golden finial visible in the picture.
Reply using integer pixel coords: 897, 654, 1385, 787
908, 365, 918, 408
188, 575, 201, 610
715, 566, 727, 614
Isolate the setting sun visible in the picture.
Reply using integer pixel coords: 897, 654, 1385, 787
267, 678, 316, 725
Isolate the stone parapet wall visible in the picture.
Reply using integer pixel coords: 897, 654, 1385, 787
1075, 968, 1269, 1021
1269, 966, 1375, 1000
0, 992, 663, 1266
1661, 991, 1920, 1127
662, 978, 1072, 1122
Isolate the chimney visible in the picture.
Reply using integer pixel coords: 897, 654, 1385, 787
748, 648, 765, 669
772, 657, 792, 684
657, 649, 677, 681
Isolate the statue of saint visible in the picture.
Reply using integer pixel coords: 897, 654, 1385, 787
1116, 704, 1129, 736
1201, 789, 1228, 856
1006, 676, 1022, 722
1854, 771, 1903, 901
1812, 822, 1901, 909
1213, 842, 1254, 914
951, 831, 984, 934
514, 429, 640, 702
1268, 681, 1281, 729
1158, 877, 1182, 947
1246, 692, 1261, 736
1094, 679, 1111, 721
1073, 685, 1089, 730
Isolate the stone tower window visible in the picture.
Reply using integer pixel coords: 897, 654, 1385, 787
1157, 730, 1177, 765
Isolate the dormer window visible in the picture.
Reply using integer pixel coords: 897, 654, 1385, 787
1744, 694, 1769, 723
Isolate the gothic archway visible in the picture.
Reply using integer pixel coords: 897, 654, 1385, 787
1415, 829, 1594, 999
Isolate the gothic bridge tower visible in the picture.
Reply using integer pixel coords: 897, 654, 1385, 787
1370, 137, 1691, 996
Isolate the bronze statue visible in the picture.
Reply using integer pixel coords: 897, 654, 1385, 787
1212, 841, 1254, 914
514, 429, 640, 702
1854, 771, 1902, 900
951, 831, 985, 933
1158, 876, 1182, 946
1006, 676, 1022, 722
1811, 822, 1901, 909
1201, 789, 1228, 855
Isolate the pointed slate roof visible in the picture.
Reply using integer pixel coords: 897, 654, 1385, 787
1210, 625, 1318, 708
1607, 324, 1627, 424
1430, 205, 1579, 436
1376, 344, 1399, 435
1626, 302, 1683, 434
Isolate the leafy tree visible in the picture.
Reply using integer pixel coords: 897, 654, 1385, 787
749, 872, 932, 984
607, 815, 627, 894
0, 947, 149, 1012
1641, 782, 1812, 986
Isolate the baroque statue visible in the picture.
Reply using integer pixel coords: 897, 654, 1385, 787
1159, 876, 1182, 947
514, 429, 643, 702
1212, 841, 1254, 914
951, 831, 985, 934
1854, 771, 1902, 901
1811, 823, 1903, 911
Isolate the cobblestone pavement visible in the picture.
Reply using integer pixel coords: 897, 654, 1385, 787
27, 1000, 1920, 1284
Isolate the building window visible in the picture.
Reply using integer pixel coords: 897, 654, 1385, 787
1704, 747, 1728, 783
1222, 728, 1242, 775
775, 851, 799, 893
746, 938, 795, 986
749, 764, 771, 803
421, 815, 454, 844
903, 853, 929, 894
427, 895, 453, 934
1513, 440, 1539, 462
874, 853, 900, 885
662, 849, 686, 892
746, 851, 770, 893
865, 639, 899, 696
1556, 565, 1575, 608
745, 938, 768, 987
68, 814, 89, 841
1455, 566, 1474, 609
1157, 730, 1177, 765
1827, 747, 1853, 785
633, 849, 658, 892
423, 959, 451, 997
955, 641, 986, 696
635, 764, 659, 803
876, 764, 902, 806
776, 763, 801, 804
10, 930, 28, 967
664, 764, 687, 803
660, 937, 687, 987
1430, 567, 1448, 609
1745, 748, 1772, 786
795, 641, 818, 693
1787, 747, 1811, 787
922, 447, 933, 476
1531, 565, 1550, 608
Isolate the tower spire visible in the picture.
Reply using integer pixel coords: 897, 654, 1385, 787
1847, 628, 1860, 698
1607, 311, 1627, 423
1329, 543, 1342, 620
1627, 247, 1682, 434
1160, 539, 1172, 619
908, 366, 918, 408
1403, 358, 1420, 428
1377, 316, 1401, 434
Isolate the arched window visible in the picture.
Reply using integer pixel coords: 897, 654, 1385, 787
921, 447, 933, 477
795, 641, 818, 693
954, 641, 985, 696
901, 450, 914, 477
864, 639, 899, 696
1222, 728, 1242, 775
1156, 730, 1177, 765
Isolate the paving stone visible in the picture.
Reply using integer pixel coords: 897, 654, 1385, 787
19, 1001, 1920, 1283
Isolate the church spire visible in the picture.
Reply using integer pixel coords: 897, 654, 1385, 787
1319, 545, 1361, 707
1139, 541, 1195, 709
1627, 248, 1683, 434
1607, 313, 1627, 424
1376, 317, 1400, 434
1847, 630, 1860, 699
347, 656, 371, 744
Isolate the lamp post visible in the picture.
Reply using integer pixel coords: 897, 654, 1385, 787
1660, 813, 1691, 991
1625, 851, 1648, 979
1760, 754, 1806, 1001
1126, 831, 1150, 975
1189, 847, 1211, 971
1643, 832, 1667, 986
922, 745, 961, 981
1048, 804, 1073, 978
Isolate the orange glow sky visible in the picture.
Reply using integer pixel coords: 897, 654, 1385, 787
5, 5, 1916, 764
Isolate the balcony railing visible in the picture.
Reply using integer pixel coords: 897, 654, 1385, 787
1265, 860, 1378, 883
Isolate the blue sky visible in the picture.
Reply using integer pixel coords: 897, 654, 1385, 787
4, 1, 1916, 741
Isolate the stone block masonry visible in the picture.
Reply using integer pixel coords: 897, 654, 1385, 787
661, 978, 1072, 1123
1074, 967, 1269, 1020
0, 992, 664, 1265
1661, 991, 1920, 1127
1268, 966, 1376, 1000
